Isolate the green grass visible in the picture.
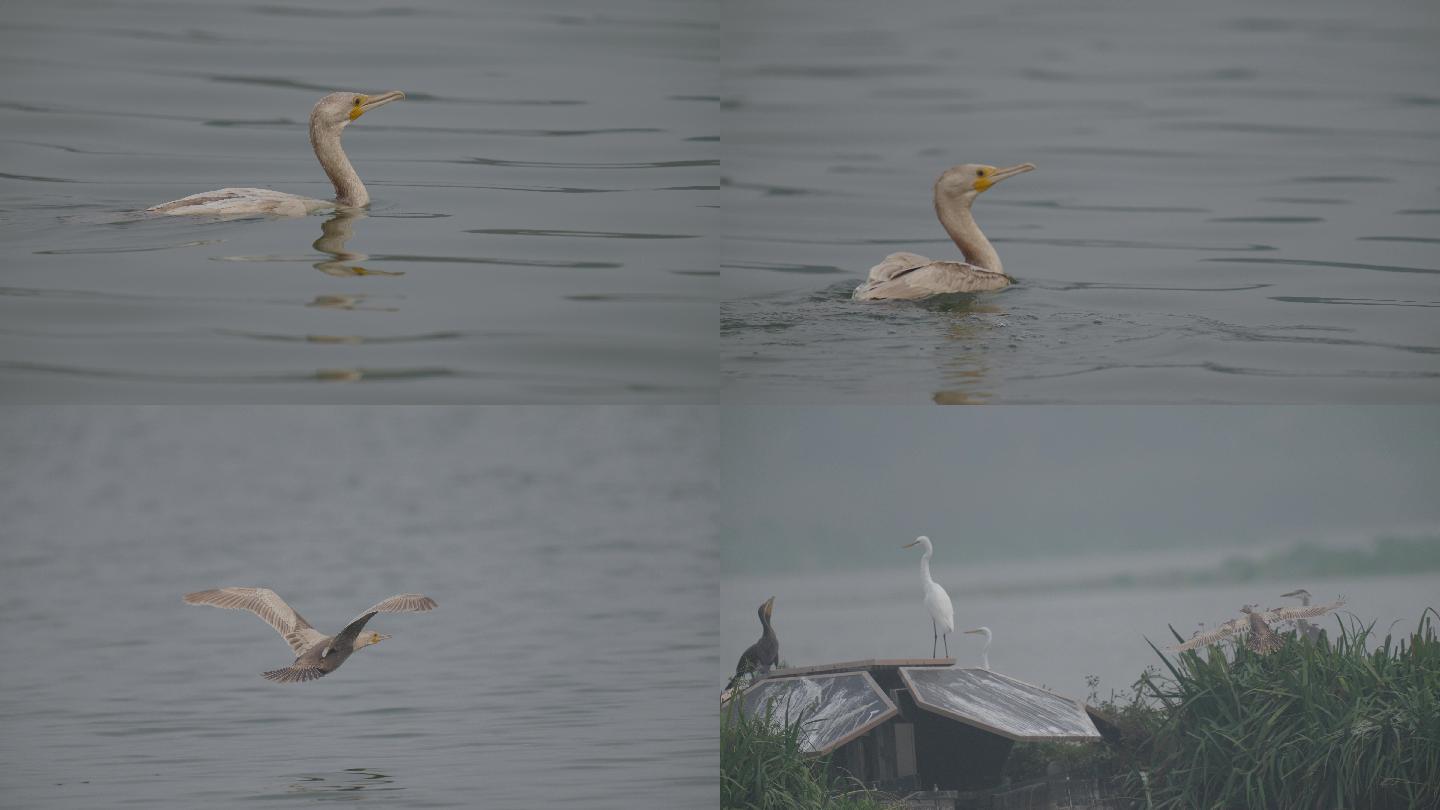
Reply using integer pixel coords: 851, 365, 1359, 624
721, 699, 895, 810
1101, 609, 1440, 809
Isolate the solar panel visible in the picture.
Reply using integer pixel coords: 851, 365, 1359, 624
899, 668, 1101, 741
739, 671, 899, 754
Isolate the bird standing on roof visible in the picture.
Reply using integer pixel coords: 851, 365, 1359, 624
1168, 598, 1344, 656
903, 536, 955, 658
184, 587, 437, 682
729, 597, 779, 690
963, 627, 992, 670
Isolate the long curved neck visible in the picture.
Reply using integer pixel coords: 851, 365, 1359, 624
980, 647, 989, 669
919, 551, 934, 587
934, 192, 1002, 274
310, 122, 368, 208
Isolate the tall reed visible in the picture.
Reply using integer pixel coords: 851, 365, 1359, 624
721, 699, 893, 810
1120, 609, 1440, 809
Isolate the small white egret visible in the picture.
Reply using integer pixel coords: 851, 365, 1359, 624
902, 535, 955, 658
963, 626, 992, 670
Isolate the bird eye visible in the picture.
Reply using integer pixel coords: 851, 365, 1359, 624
353, 97, 362, 106
976, 169, 985, 177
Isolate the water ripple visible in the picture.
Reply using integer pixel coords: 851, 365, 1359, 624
1357, 235, 1440, 244
1204, 257, 1439, 275
465, 228, 698, 240
723, 261, 845, 275
1270, 296, 1440, 308
453, 157, 717, 170
997, 237, 1275, 252
203, 74, 583, 106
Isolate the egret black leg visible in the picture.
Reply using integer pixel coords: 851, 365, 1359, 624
932, 619, 938, 658
943, 633, 949, 658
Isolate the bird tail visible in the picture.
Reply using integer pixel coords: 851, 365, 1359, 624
262, 665, 327, 683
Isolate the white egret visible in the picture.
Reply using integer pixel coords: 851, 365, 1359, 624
963, 626, 992, 670
183, 587, 436, 682
148, 91, 405, 217
902, 535, 955, 658
854, 163, 1035, 301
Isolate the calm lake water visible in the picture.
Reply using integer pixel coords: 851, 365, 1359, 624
0, 407, 716, 808
0, 0, 716, 402
722, 0, 1440, 403
722, 558, 1440, 704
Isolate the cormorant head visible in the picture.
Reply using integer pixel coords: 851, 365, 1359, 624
935, 163, 1035, 201
759, 596, 775, 622
311, 90, 406, 132
1281, 589, 1311, 599
360, 631, 391, 648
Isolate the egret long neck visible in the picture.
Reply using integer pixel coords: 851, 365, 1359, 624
310, 123, 368, 208
934, 194, 1002, 274
919, 551, 934, 588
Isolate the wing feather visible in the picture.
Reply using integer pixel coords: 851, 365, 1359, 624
1168, 617, 1245, 651
332, 594, 439, 646
1262, 599, 1345, 623
184, 587, 326, 655
262, 664, 329, 683
855, 260, 1012, 300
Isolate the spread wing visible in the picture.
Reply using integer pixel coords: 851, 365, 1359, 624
184, 587, 327, 655
1261, 598, 1345, 624
1168, 616, 1246, 652
332, 594, 439, 648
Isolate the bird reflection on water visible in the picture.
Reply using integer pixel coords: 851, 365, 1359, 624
313, 210, 403, 277
286, 767, 400, 796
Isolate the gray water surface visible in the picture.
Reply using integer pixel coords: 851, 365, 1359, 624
0, 0, 716, 402
722, 0, 1440, 403
0, 407, 716, 808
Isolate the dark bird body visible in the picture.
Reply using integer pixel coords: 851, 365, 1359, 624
730, 597, 778, 689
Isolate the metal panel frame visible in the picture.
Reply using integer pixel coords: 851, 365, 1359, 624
897, 667, 1101, 742
741, 670, 900, 755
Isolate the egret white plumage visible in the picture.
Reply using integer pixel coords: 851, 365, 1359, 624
902, 535, 955, 658
963, 626, 992, 670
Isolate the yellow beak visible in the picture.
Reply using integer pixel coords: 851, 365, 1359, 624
350, 90, 406, 121
975, 162, 1035, 192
